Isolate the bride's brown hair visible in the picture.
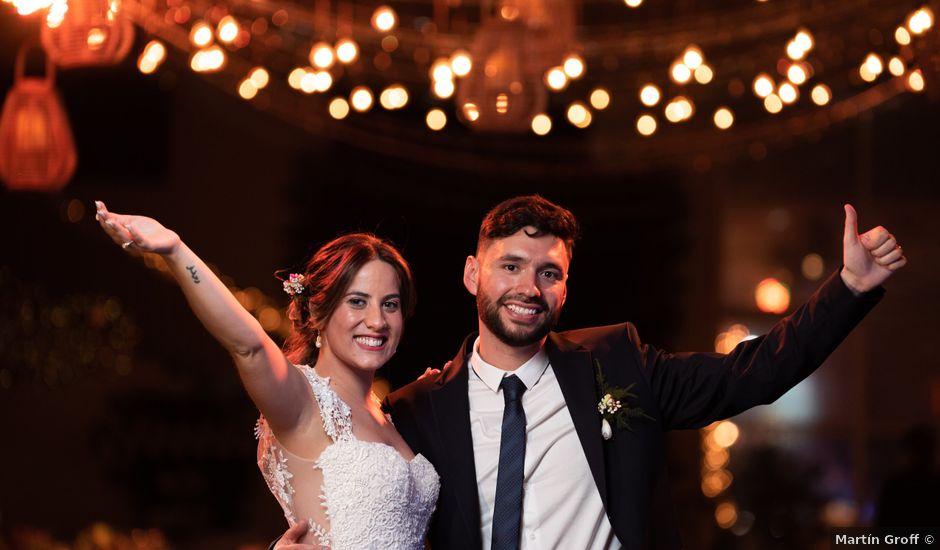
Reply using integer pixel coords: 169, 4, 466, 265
281, 233, 415, 365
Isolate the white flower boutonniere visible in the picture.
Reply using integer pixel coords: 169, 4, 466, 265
594, 359, 653, 440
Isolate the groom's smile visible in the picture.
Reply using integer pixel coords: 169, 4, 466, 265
465, 226, 570, 350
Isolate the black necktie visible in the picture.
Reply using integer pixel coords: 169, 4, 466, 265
491, 375, 528, 550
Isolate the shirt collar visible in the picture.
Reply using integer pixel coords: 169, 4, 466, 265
469, 336, 550, 394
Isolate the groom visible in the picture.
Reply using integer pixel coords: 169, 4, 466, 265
278, 195, 905, 549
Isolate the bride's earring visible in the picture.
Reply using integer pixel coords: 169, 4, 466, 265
315, 330, 322, 349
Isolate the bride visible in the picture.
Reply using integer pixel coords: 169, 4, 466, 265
95, 201, 440, 549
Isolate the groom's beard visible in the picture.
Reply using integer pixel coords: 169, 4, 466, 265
477, 290, 559, 347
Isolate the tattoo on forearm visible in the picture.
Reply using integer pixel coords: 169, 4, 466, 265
186, 265, 201, 284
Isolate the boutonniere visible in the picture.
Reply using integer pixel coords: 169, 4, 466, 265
595, 359, 653, 440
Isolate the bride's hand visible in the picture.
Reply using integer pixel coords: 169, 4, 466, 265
95, 200, 181, 255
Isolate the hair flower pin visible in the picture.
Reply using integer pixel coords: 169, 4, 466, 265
594, 359, 654, 440
282, 273, 306, 296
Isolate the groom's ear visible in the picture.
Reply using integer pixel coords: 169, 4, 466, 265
463, 255, 479, 295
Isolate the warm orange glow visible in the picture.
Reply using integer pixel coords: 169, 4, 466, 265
694, 64, 713, 84
624, 0, 643, 6
764, 93, 783, 113
335, 38, 359, 64
907, 69, 925, 92
714, 324, 750, 354
713, 107, 733, 129
636, 114, 657, 136
545, 67, 568, 91
328, 97, 350, 119
908, 7, 934, 34
379, 85, 409, 109
217, 15, 239, 44
640, 84, 661, 106
895, 26, 912, 45
566, 102, 591, 128
563, 54, 585, 79
350, 86, 374, 111
713, 421, 740, 447
287, 68, 306, 90
309, 42, 334, 69
249, 67, 270, 88
670, 61, 692, 84
778, 82, 798, 104
371, 6, 397, 32
238, 79, 258, 100
704, 448, 730, 470
461, 103, 480, 122
431, 59, 454, 82
450, 50, 472, 77
137, 40, 166, 74
888, 57, 905, 77
715, 502, 738, 528
190, 21, 213, 47
590, 88, 611, 110
190, 45, 226, 72
682, 46, 704, 70
426, 109, 446, 130
432, 78, 455, 99
811, 83, 831, 105
755, 277, 790, 313
531, 113, 552, 135
753, 73, 774, 97
787, 63, 808, 85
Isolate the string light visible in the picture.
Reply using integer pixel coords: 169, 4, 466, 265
350, 86, 374, 111
545, 67, 568, 91
450, 50, 472, 77
190, 21, 213, 47
908, 7, 934, 34
713, 107, 734, 129
566, 101, 592, 128
371, 6, 397, 32
694, 64, 713, 84
624, 0, 643, 6
238, 79, 258, 100
640, 84, 661, 106
335, 38, 359, 64
753, 73, 774, 98
190, 45, 226, 72
329, 97, 350, 119
888, 56, 905, 77
310, 42, 335, 69
778, 82, 798, 104
563, 54, 585, 79
636, 114, 657, 136
249, 67, 270, 88
426, 108, 446, 130
895, 26, 912, 45
787, 63, 808, 85
137, 40, 166, 74
217, 15, 239, 44
379, 84, 409, 109
907, 69, 925, 92
682, 46, 704, 70
811, 83, 831, 105
670, 61, 692, 84
859, 53, 883, 82
531, 114, 552, 135
432, 78, 455, 99
287, 68, 306, 90
764, 93, 783, 113
589, 88, 611, 110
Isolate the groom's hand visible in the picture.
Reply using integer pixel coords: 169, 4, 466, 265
273, 521, 326, 550
840, 204, 907, 295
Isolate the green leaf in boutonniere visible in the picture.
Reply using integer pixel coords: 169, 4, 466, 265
595, 358, 654, 440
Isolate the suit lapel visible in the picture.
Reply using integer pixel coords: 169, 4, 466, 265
428, 335, 483, 548
547, 333, 609, 510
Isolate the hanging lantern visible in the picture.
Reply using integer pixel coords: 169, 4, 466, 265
456, 19, 547, 132
0, 46, 78, 192
41, 0, 134, 68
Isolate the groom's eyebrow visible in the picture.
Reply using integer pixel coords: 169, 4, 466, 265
497, 254, 528, 263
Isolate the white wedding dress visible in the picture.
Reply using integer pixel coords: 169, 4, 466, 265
255, 364, 440, 549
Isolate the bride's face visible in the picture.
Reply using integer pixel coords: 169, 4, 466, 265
319, 259, 404, 373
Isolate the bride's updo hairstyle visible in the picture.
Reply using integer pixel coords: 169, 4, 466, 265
282, 233, 416, 365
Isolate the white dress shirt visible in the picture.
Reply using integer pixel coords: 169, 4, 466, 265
469, 338, 621, 550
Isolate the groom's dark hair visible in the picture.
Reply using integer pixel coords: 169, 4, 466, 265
477, 195, 580, 259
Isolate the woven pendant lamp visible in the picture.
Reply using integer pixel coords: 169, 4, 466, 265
0, 46, 77, 192
41, 0, 134, 68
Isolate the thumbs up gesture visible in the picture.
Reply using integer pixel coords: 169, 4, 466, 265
840, 204, 907, 295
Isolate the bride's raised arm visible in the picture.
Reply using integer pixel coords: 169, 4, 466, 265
94, 200, 309, 436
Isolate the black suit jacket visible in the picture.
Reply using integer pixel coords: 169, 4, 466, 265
386, 272, 883, 549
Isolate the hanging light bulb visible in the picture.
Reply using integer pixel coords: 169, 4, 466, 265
371, 6, 397, 32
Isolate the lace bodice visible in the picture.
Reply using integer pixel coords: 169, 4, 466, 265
256, 365, 440, 549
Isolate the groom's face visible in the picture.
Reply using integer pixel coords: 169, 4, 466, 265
464, 226, 570, 347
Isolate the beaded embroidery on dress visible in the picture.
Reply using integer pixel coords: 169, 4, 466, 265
256, 364, 439, 549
